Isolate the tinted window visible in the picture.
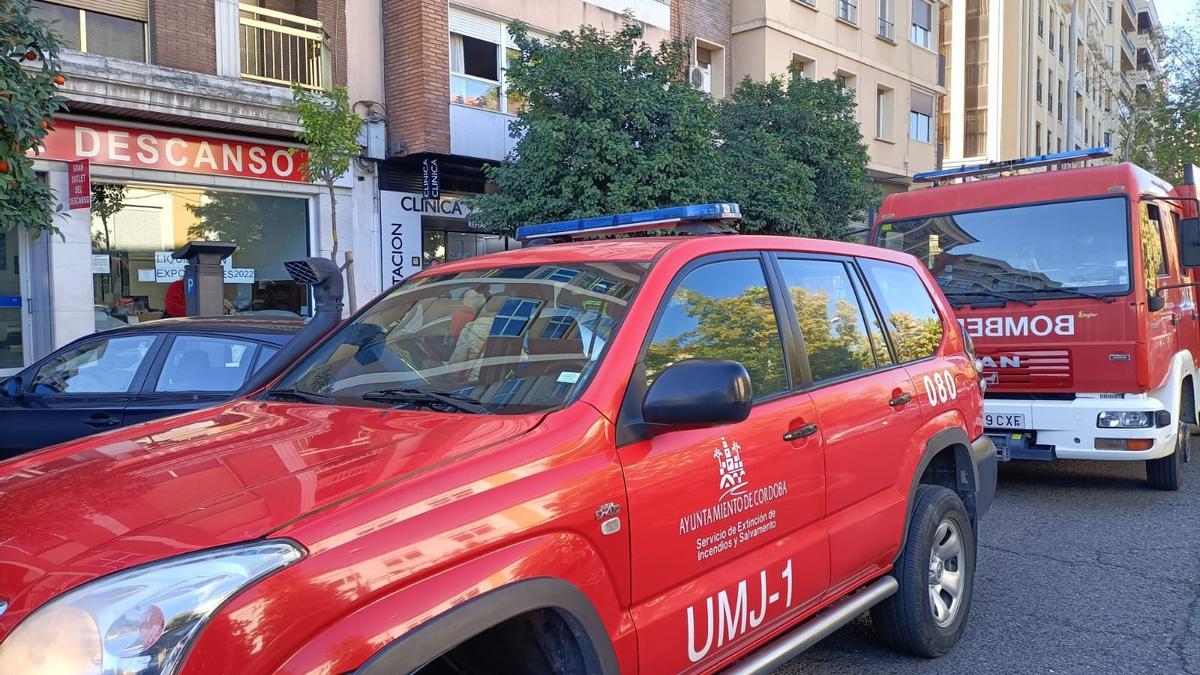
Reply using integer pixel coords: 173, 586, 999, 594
31, 335, 157, 394
645, 259, 788, 397
859, 259, 944, 362
778, 259, 879, 383
155, 335, 257, 392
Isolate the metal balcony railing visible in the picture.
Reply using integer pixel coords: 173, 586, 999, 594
1121, 31, 1136, 56
838, 0, 857, 24
239, 4, 330, 91
877, 16, 894, 40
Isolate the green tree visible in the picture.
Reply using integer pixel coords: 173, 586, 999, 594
281, 84, 363, 309
1, 0, 68, 236
472, 21, 721, 233
90, 182, 126, 252
718, 72, 875, 239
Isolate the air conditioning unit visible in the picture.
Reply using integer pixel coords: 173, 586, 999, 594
689, 64, 712, 95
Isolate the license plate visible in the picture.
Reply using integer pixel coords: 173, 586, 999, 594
985, 413, 1026, 429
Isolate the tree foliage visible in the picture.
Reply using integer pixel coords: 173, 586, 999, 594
718, 72, 875, 239
472, 21, 722, 234
473, 21, 874, 239
1, 0, 68, 236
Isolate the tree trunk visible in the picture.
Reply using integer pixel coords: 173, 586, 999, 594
326, 180, 356, 312
344, 250, 357, 313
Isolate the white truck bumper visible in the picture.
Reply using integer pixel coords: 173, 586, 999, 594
985, 396, 1176, 461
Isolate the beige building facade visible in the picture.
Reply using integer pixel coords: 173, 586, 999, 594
939, 0, 1163, 168
731, 0, 948, 193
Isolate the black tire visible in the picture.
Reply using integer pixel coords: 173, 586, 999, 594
1146, 426, 1185, 491
872, 485, 975, 658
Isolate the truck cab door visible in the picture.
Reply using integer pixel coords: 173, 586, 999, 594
616, 256, 829, 673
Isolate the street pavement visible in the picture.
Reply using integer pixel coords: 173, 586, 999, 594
775, 456, 1200, 674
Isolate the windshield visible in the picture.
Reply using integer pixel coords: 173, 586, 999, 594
877, 197, 1132, 299
275, 261, 649, 414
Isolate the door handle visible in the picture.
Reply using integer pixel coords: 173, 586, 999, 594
889, 392, 914, 407
783, 423, 818, 441
83, 415, 119, 428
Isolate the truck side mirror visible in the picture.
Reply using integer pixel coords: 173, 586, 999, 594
1148, 293, 1166, 312
1179, 217, 1200, 268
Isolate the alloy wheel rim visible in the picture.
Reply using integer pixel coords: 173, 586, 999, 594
927, 518, 964, 628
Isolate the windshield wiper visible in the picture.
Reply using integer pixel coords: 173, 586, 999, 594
361, 387, 491, 414
263, 387, 338, 404
1022, 286, 1117, 303
943, 288, 1036, 307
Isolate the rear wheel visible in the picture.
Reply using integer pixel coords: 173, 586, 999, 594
872, 485, 975, 658
1147, 423, 1186, 491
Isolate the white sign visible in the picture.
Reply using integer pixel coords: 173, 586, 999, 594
91, 254, 110, 274
152, 251, 255, 284
137, 268, 155, 282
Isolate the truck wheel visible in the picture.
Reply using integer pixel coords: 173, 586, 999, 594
872, 485, 975, 658
1146, 425, 1185, 491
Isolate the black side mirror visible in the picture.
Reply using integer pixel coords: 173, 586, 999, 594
1179, 217, 1200, 268
1148, 293, 1166, 312
643, 359, 752, 430
1, 376, 24, 399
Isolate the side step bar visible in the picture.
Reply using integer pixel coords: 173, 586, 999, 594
724, 575, 899, 674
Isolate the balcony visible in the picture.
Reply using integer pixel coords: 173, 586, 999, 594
238, 4, 330, 91
1138, 46, 1160, 73
877, 16, 895, 41
1122, 0, 1137, 31
1120, 31, 1136, 70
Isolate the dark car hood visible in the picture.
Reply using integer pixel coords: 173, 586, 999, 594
0, 401, 540, 633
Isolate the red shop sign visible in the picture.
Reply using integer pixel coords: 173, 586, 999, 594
67, 159, 90, 209
35, 119, 308, 183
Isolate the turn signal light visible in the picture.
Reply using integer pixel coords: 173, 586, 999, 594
1095, 438, 1155, 451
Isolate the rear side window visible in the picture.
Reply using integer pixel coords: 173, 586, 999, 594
777, 259, 880, 383
645, 259, 788, 397
155, 335, 258, 392
859, 259, 944, 362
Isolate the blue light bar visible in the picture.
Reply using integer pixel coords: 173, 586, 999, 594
913, 146, 1113, 183
515, 203, 741, 241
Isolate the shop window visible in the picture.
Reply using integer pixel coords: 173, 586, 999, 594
30, 1, 148, 63
911, 0, 933, 48
90, 184, 310, 331
909, 88, 934, 143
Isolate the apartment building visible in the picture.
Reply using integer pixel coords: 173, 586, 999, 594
938, 0, 1162, 168
730, 0, 947, 199
376, 0, 730, 284
6, 0, 380, 375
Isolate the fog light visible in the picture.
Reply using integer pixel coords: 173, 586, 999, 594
1097, 411, 1153, 428
1095, 438, 1155, 451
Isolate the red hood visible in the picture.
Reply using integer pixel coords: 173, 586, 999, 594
957, 298, 1137, 393
0, 401, 540, 632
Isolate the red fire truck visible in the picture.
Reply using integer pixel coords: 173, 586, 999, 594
872, 148, 1200, 490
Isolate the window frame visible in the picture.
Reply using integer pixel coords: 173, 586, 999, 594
30, 1, 149, 63
141, 332, 272, 395
910, 0, 933, 49
24, 333, 163, 397
448, 12, 529, 115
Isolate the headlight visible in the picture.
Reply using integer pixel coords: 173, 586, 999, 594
0, 540, 304, 675
1097, 411, 1153, 428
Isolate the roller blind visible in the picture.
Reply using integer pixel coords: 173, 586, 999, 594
43, 0, 147, 23
911, 88, 935, 116
911, 0, 931, 30
449, 10, 501, 44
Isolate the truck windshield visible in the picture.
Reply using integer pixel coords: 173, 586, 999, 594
274, 261, 649, 414
877, 197, 1131, 301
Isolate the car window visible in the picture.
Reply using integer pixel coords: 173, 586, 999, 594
30, 335, 157, 394
645, 258, 788, 397
253, 346, 279, 373
859, 259, 944, 362
155, 335, 258, 392
777, 259, 880, 383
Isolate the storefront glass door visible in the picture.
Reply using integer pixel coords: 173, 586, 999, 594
0, 227, 24, 375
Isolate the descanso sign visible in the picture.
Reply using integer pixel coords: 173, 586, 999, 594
959, 315, 1076, 337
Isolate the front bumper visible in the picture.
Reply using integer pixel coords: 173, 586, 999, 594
970, 434, 998, 519
985, 397, 1175, 461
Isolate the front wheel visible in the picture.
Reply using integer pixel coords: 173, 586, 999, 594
872, 485, 976, 658
1146, 424, 1186, 491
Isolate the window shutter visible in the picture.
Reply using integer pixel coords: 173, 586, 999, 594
44, 0, 147, 23
911, 0, 931, 29
911, 88, 934, 116
449, 10, 502, 44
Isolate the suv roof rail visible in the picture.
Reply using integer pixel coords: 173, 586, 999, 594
913, 146, 1113, 185
514, 203, 742, 243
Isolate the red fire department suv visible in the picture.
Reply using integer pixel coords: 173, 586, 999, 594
872, 149, 1200, 490
0, 205, 995, 674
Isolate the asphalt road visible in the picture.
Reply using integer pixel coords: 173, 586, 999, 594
775, 457, 1200, 674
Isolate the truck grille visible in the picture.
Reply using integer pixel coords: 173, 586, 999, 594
980, 349, 1072, 389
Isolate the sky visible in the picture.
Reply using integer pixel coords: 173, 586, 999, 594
1155, 0, 1197, 27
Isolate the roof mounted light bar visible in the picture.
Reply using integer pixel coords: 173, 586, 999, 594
913, 146, 1113, 184
514, 203, 742, 242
